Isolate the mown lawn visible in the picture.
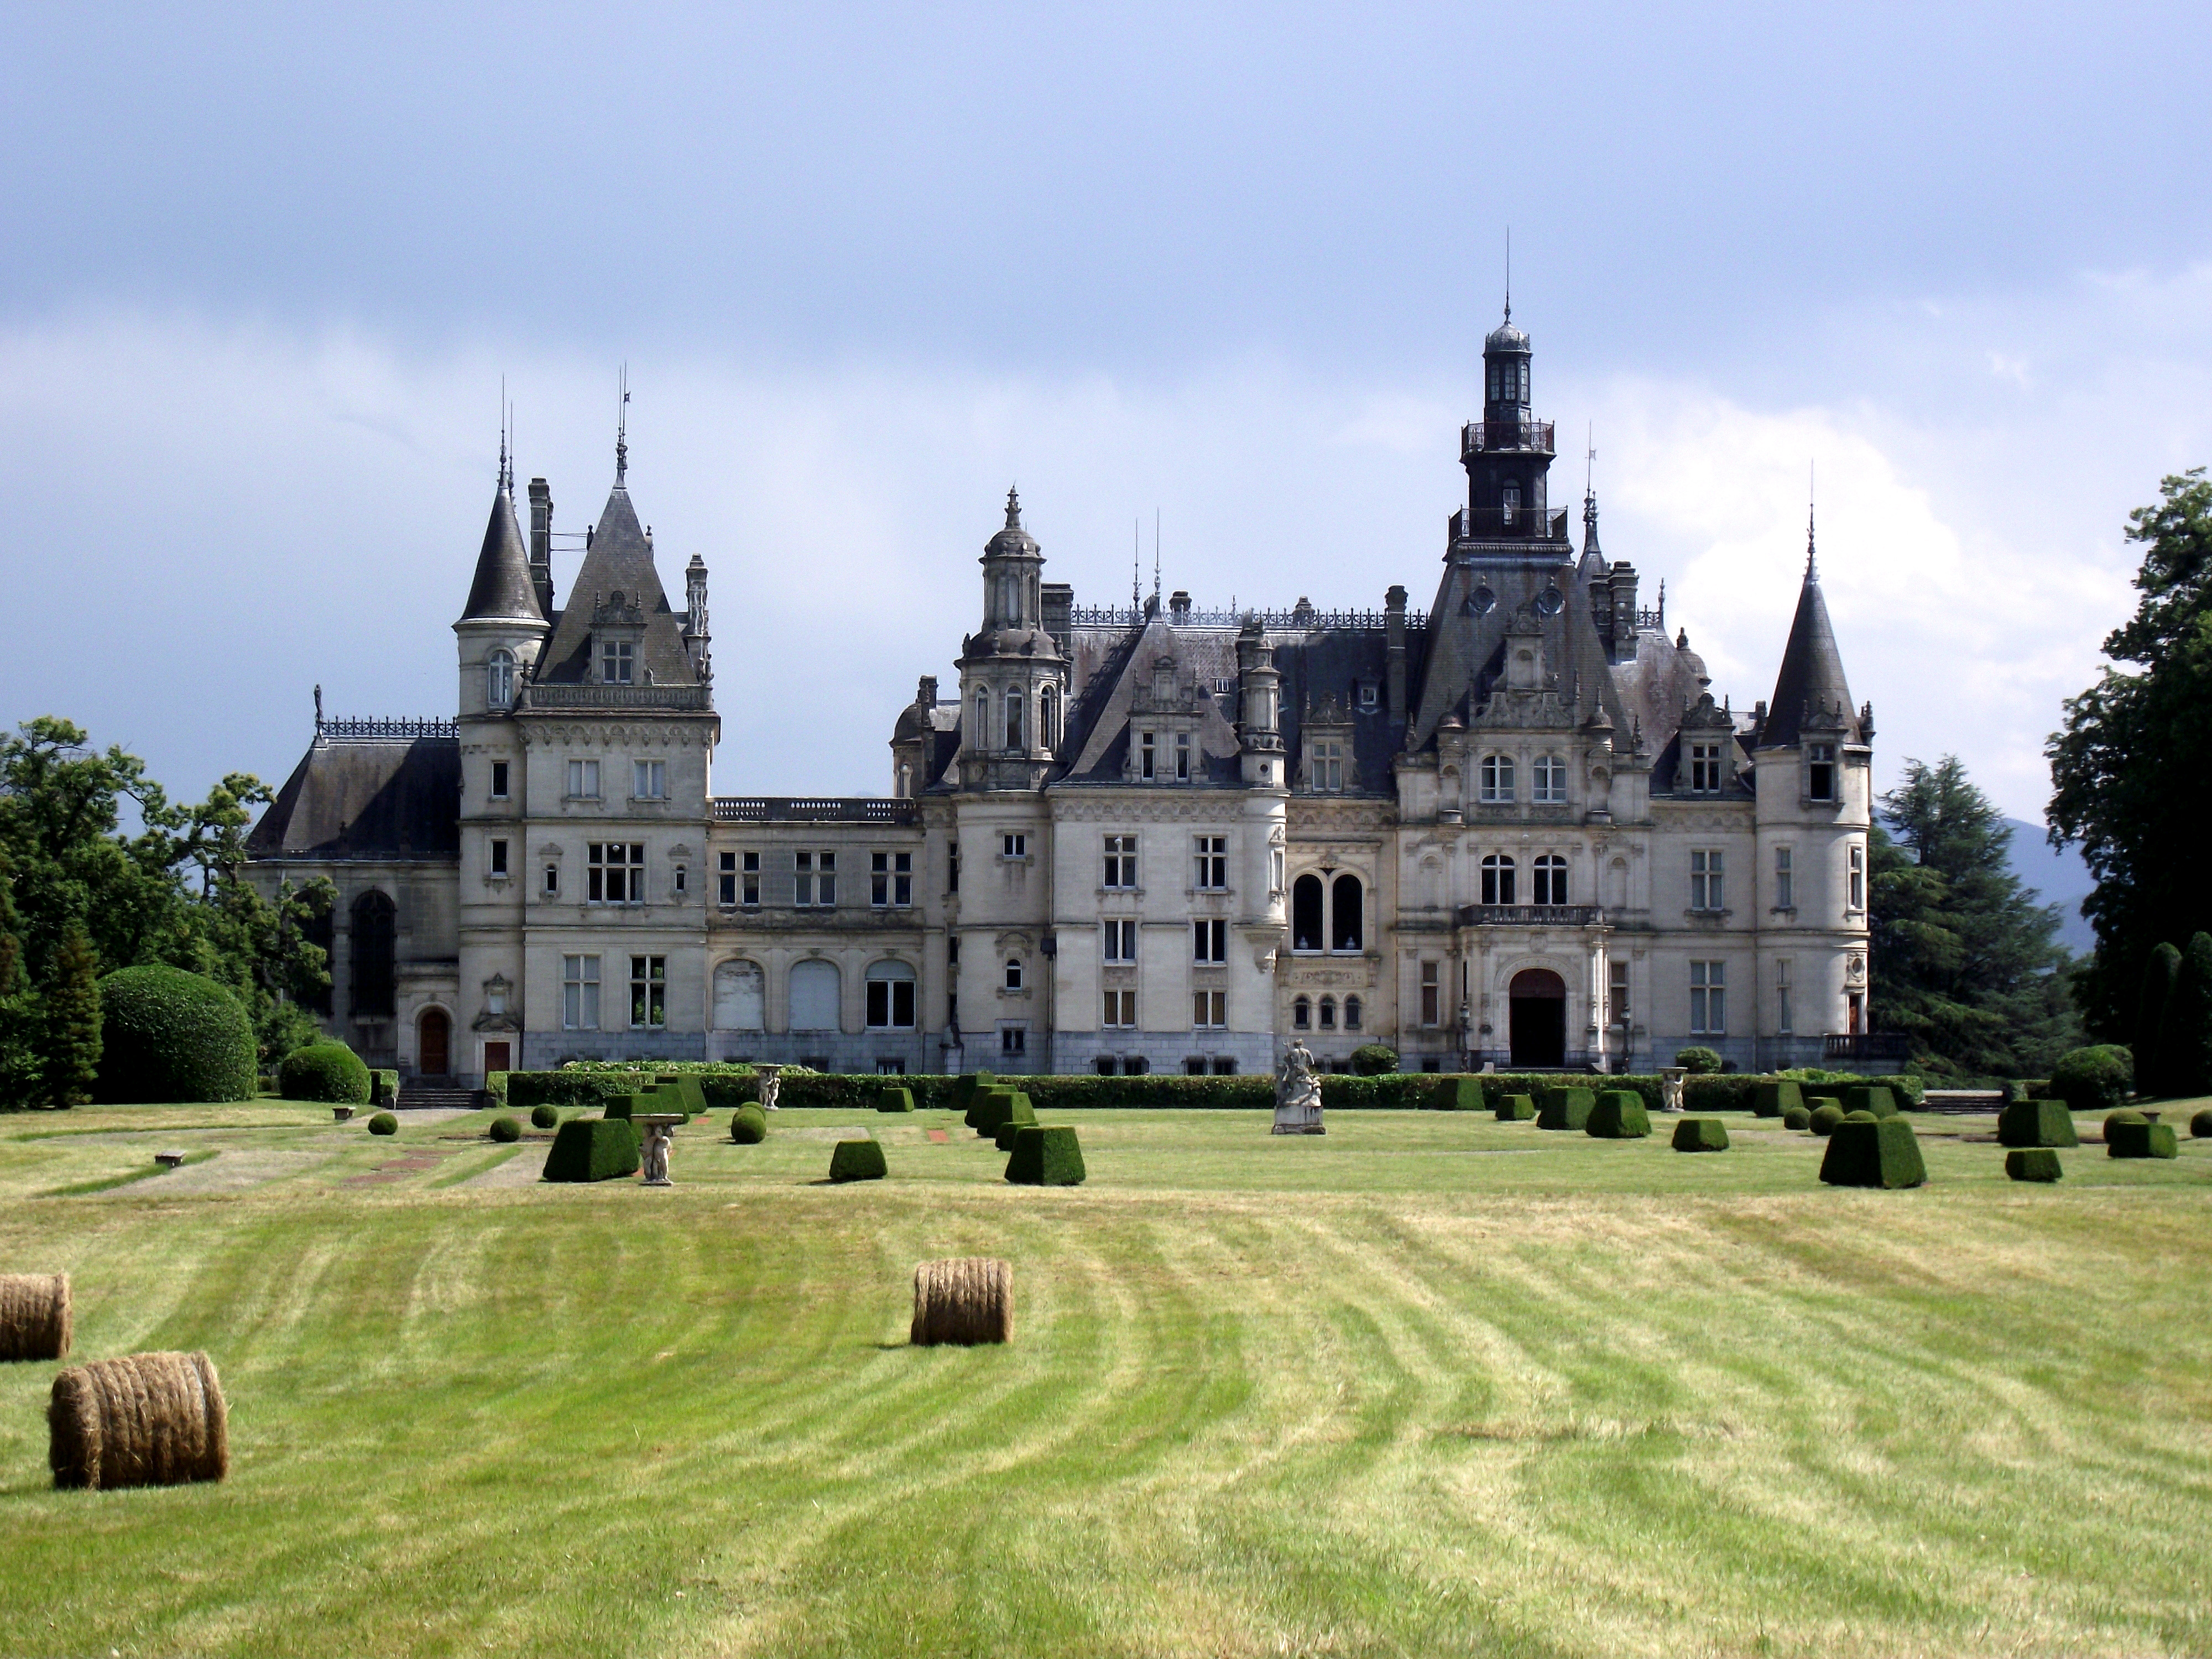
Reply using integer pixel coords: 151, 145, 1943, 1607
0, 1100, 2208, 1657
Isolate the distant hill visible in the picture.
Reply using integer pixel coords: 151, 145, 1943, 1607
2002, 818, 2097, 957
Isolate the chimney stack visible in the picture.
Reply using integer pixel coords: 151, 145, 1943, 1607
527, 477, 555, 615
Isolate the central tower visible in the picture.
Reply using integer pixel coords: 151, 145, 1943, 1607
1456, 308, 1563, 546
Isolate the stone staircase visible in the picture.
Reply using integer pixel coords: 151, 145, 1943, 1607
396, 1079, 484, 1113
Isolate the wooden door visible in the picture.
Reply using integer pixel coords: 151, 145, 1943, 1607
419, 1009, 451, 1077
483, 1040, 510, 1077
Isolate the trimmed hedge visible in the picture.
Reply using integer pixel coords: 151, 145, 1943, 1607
94, 966, 257, 1105
2107, 1120, 2178, 1160
877, 1087, 915, 1113
529, 1103, 560, 1130
2193, 1108, 2212, 1139
1783, 1105, 1813, 1129
1005, 1125, 1086, 1186
993, 1116, 1028, 1151
1425, 1077, 1484, 1112
370, 1070, 397, 1106
1672, 1117, 1730, 1152
1537, 1087, 1594, 1131
828, 1139, 887, 1182
1752, 1081, 1803, 1118
488, 1115, 521, 1143
731, 1104, 768, 1144
542, 1116, 640, 1181
484, 1071, 509, 1105
1587, 1090, 1651, 1139
2052, 1045, 2135, 1114
367, 1111, 398, 1136
279, 1042, 371, 1105
1809, 1103, 1846, 1137
1843, 1086, 1898, 1120
2006, 1148, 2063, 1182
972, 1088, 1035, 1139
1997, 1098, 2078, 1149
1496, 1093, 1536, 1121
954, 1071, 999, 1125
1819, 1117, 1927, 1188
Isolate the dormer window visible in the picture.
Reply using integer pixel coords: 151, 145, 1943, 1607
486, 649, 515, 709
1808, 743, 1837, 802
1310, 740, 1344, 792
1175, 732, 1191, 781
1140, 732, 1156, 780
1358, 682, 1378, 712
1689, 742, 1724, 793
600, 640, 634, 685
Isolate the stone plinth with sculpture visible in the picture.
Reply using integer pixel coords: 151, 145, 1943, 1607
635, 1113, 684, 1185
1272, 1039, 1326, 1135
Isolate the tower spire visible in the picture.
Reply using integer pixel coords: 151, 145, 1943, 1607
1004, 484, 1021, 529
1504, 225, 1511, 324
497, 378, 512, 493
1806, 461, 1818, 579
615, 364, 630, 486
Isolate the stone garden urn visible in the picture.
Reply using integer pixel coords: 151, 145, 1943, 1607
634, 1113, 685, 1187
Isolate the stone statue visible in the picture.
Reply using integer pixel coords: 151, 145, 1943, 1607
1272, 1038, 1326, 1135
636, 1116, 680, 1186
756, 1064, 783, 1112
1658, 1066, 1688, 1113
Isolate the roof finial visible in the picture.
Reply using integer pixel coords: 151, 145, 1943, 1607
1583, 423, 1598, 539
1153, 508, 1161, 608
1004, 484, 1021, 529
1132, 519, 1141, 611
615, 363, 630, 486
1806, 460, 1818, 579
1504, 225, 1511, 324
314, 683, 323, 735
498, 378, 510, 492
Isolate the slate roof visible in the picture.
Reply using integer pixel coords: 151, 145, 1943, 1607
246, 737, 461, 860
1762, 555, 1858, 748
457, 483, 544, 625
534, 482, 698, 687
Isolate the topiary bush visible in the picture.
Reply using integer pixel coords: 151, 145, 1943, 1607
2193, 1108, 2212, 1139
278, 1041, 371, 1104
367, 1111, 398, 1136
1809, 1102, 1846, 1137
1783, 1105, 1813, 1130
1752, 1080, 1803, 1118
1005, 1124, 1086, 1186
1349, 1044, 1399, 1076
1495, 1092, 1537, 1122
1844, 1109, 1879, 1123
1536, 1087, 1594, 1131
828, 1138, 887, 1183
2107, 1119, 2179, 1160
972, 1088, 1035, 1139
877, 1087, 915, 1113
1672, 1117, 1730, 1152
93, 966, 257, 1105
488, 1114, 521, 1142
530, 1103, 560, 1130
2052, 1045, 2135, 1114
1587, 1089, 1651, 1139
1426, 1077, 1482, 1112
1843, 1086, 1898, 1120
2006, 1148, 2063, 1182
2154, 932, 2212, 1099
1674, 1047, 1724, 1074
1998, 1098, 2078, 1149
1819, 1117, 1927, 1188
956, 1071, 1000, 1128
541, 1116, 640, 1181
2134, 941, 2184, 1098
731, 1104, 768, 1144
2104, 1108, 2147, 1138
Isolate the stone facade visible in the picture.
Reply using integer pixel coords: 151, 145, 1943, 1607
248, 316, 1879, 1084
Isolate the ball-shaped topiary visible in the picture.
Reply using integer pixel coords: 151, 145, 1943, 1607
2052, 1045, 2134, 1114
278, 1041, 371, 1104
2193, 1108, 2212, 1139
489, 1115, 521, 1142
94, 966, 257, 1104
731, 1104, 768, 1144
1844, 1109, 1879, 1123
367, 1112, 399, 1135
1348, 1044, 1400, 1076
1783, 1105, 1813, 1130
1809, 1102, 1846, 1137
2104, 1108, 2147, 1137
1674, 1047, 1724, 1075
530, 1103, 560, 1130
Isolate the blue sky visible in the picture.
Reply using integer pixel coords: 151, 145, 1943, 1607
4, 2, 2209, 821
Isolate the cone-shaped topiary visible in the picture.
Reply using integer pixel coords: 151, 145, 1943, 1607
279, 1042, 370, 1105
1587, 1090, 1651, 1139
2135, 941, 2183, 1097
1997, 1098, 2079, 1149
1819, 1117, 1927, 1188
1843, 1086, 1898, 1119
367, 1112, 398, 1136
1495, 1093, 1537, 1121
877, 1087, 915, 1113
530, 1103, 560, 1129
2006, 1148, 2063, 1182
2107, 1119, 2179, 1160
1783, 1105, 1813, 1130
828, 1139, 887, 1182
730, 1104, 768, 1144
1672, 1117, 1730, 1152
1005, 1125, 1086, 1186
95, 966, 257, 1105
541, 1116, 639, 1181
1537, 1087, 1594, 1131
1752, 1080, 1803, 1118
1809, 1103, 1846, 1136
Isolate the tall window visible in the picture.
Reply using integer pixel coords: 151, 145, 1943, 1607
542, 862, 560, 898
1192, 989, 1227, 1030
789, 959, 840, 1032
1104, 836, 1138, 889
600, 640, 634, 684
1194, 836, 1228, 890
588, 843, 646, 903
562, 954, 601, 1030
490, 761, 509, 799
1848, 844, 1866, 911
1502, 482, 1521, 528
1004, 957, 1024, 991
1774, 846, 1794, 910
717, 851, 737, 907
1292, 995, 1311, 1030
794, 851, 836, 907
1808, 743, 1837, 802
1775, 958, 1793, 1036
566, 759, 600, 800
1344, 995, 1362, 1031
1689, 849, 1724, 912
1292, 874, 1325, 952
1481, 853, 1516, 905
1140, 732, 1157, 780
486, 649, 515, 709
1318, 996, 1337, 1030
1420, 961, 1441, 1027
1689, 742, 1724, 793
349, 890, 397, 1017
632, 759, 666, 801
1532, 854, 1568, 905
1103, 989, 1138, 1029
489, 838, 509, 878
1689, 960, 1726, 1034
1193, 919, 1228, 964
865, 961, 917, 1029
1331, 874, 1363, 952
1533, 753, 1567, 804
1480, 754, 1515, 803
629, 956, 666, 1028
1608, 959, 1630, 1024
1311, 740, 1344, 792
1103, 919, 1137, 963
1005, 687, 1024, 750
1176, 732, 1192, 781
711, 960, 765, 1031
973, 688, 990, 747
872, 852, 912, 907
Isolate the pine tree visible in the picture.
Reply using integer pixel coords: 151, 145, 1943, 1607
2153, 932, 2212, 1100
41, 922, 101, 1108
2132, 941, 2182, 1097
0, 848, 39, 1109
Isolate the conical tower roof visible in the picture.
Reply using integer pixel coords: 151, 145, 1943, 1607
457, 482, 544, 625
1763, 529, 1855, 747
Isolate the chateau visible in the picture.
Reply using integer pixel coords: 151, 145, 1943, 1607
247, 315, 1878, 1086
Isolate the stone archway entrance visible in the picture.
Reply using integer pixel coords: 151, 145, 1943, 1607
418, 1008, 451, 1079
1508, 969, 1567, 1068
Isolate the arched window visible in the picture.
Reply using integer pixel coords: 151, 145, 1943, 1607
1005, 687, 1024, 751
1040, 685, 1058, 749
1292, 874, 1325, 952
1533, 753, 1567, 804
348, 890, 397, 1017
865, 959, 917, 1030
973, 688, 990, 748
1292, 995, 1311, 1030
1318, 995, 1337, 1030
712, 960, 765, 1031
1533, 854, 1568, 906
1004, 956, 1024, 991
486, 648, 515, 709
789, 959, 841, 1032
1481, 854, 1515, 905
1344, 994, 1363, 1031
1331, 874, 1363, 952
1480, 754, 1515, 803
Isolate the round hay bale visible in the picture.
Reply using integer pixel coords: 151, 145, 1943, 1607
49, 1350, 228, 1490
0, 1273, 71, 1362
910, 1257, 1012, 1347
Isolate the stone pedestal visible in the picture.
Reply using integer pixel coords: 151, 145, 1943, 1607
635, 1113, 684, 1186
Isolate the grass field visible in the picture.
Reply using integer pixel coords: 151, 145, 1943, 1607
1, 1098, 2208, 1657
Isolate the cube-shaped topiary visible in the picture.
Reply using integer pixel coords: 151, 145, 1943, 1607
1782, 1105, 1813, 1130
1005, 1125, 1086, 1186
1496, 1093, 1537, 1121
1819, 1117, 1927, 1188
2006, 1149, 2063, 1182
367, 1111, 399, 1136
993, 1117, 1027, 1151
656, 1074, 709, 1119
1672, 1117, 1730, 1152
956, 1071, 999, 1128
2107, 1120, 2179, 1160
489, 1115, 521, 1143
1843, 1086, 1898, 1119
1809, 1103, 1846, 1137
972, 1088, 1035, 1138
1428, 1077, 1483, 1112
1997, 1098, 2079, 1149
828, 1139, 888, 1183
877, 1087, 916, 1113
2193, 1108, 2212, 1139
1752, 1080, 1803, 1118
530, 1103, 560, 1130
1537, 1087, 1594, 1131
279, 1042, 372, 1105
730, 1104, 768, 1144
542, 1117, 640, 1182
1587, 1090, 1651, 1139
